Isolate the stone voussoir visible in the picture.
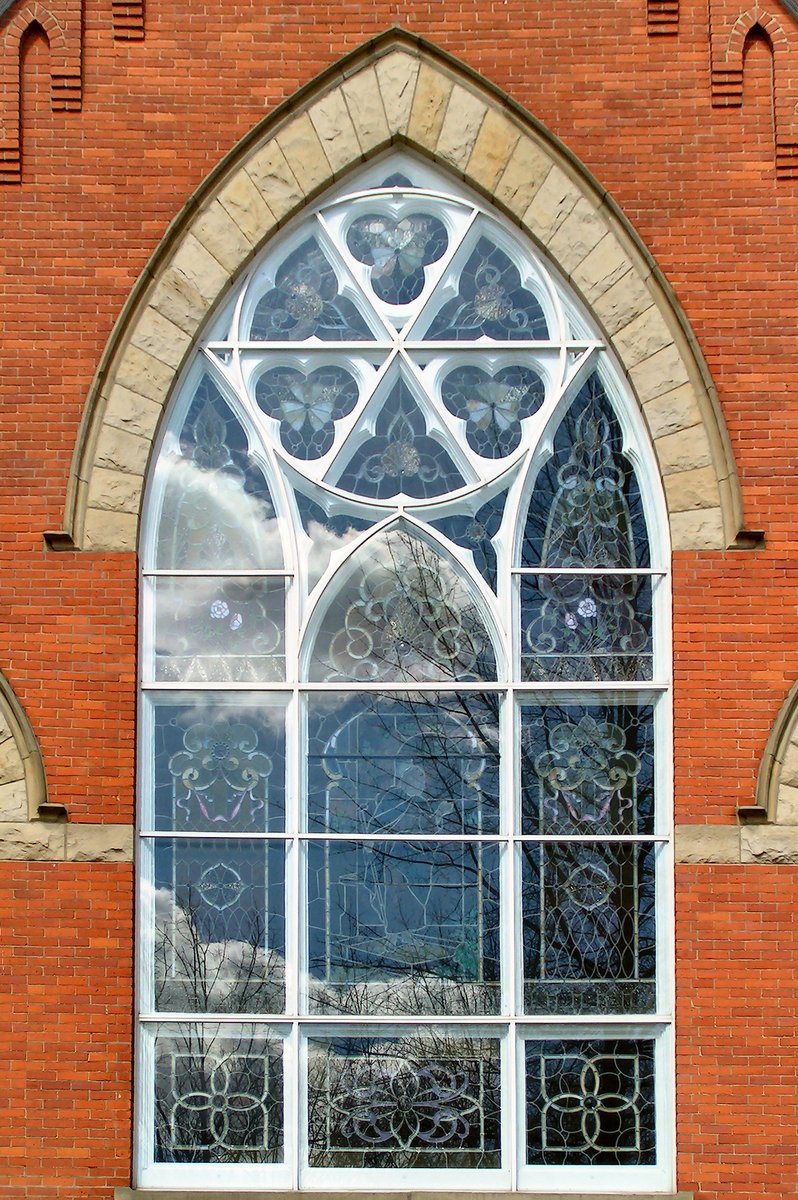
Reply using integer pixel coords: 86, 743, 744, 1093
374, 50, 421, 138
435, 84, 487, 171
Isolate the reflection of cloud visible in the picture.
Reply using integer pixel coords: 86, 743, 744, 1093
155, 695, 287, 736
159, 457, 284, 569
152, 574, 284, 670
306, 518, 364, 590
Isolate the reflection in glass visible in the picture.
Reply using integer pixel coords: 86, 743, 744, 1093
152, 577, 285, 683
250, 237, 374, 341
425, 237, 548, 341
335, 376, 465, 500
522, 842, 655, 1014
256, 364, 359, 459
526, 1039, 655, 1165
156, 375, 282, 570
307, 692, 500, 835
308, 1035, 501, 1168
521, 703, 654, 835
429, 491, 506, 592
152, 698, 286, 832
153, 1023, 283, 1162
346, 212, 448, 305
151, 839, 285, 1013
521, 373, 650, 569
307, 529, 496, 683
520, 573, 652, 682
307, 840, 500, 1015
294, 490, 373, 590
442, 364, 544, 457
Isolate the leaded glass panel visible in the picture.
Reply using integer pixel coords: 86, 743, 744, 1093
441, 364, 544, 457
256, 364, 359, 459
249, 237, 374, 341
346, 212, 448, 305
423, 237, 549, 341
525, 1038, 656, 1165
307, 1036, 501, 1168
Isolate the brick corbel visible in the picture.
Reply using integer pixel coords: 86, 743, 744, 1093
0, 0, 81, 183
112, 0, 143, 40
647, 0, 680, 36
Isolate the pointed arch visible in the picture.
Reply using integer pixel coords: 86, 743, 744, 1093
753, 680, 798, 824
0, 668, 47, 821
65, 30, 742, 555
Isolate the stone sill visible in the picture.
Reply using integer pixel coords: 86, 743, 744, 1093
115, 1190, 695, 1200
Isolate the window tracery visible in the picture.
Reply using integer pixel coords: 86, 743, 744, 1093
138, 155, 672, 1191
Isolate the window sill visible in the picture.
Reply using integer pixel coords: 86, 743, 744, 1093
115, 1190, 695, 1199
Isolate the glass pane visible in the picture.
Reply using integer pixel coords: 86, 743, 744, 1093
307, 529, 496, 683
334, 375, 465, 500
307, 692, 500, 835
521, 842, 656, 1014
150, 577, 285, 683
441, 364, 544, 457
306, 840, 501, 1015
249, 236, 374, 341
151, 696, 286, 832
521, 372, 650, 568
255, 364, 359, 459
150, 838, 285, 1013
346, 212, 448, 305
525, 1038, 655, 1165
294, 490, 374, 591
156, 375, 283, 571
307, 1035, 501, 1167
520, 573, 653, 682
424, 236, 548, 341
428, 491, 506, 593
152, 1022, 283, 1163
521, 702, 654, 836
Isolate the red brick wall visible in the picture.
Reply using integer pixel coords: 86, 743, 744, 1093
1, 0, 797, 1196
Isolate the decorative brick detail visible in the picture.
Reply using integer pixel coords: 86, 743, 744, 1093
0, 0, 81, 183
67, 33, 743, 554
647, 0, 679, 36
112, 0, 144, 40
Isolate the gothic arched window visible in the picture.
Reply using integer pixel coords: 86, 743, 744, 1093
137, 155, 673, 1192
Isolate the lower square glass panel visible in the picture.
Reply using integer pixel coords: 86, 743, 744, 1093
152, 1022, 284, 1164
525, 1037, 656, 1166
307, 1034, 501, 1169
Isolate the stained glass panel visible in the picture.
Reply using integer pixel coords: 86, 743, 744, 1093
156, 375, 283, 570
307, 841, 500, 1015
346, 212, 448, 305
520, 573, 653, 682
521, 373, 650, 569
307, 1036, 501, 1168
153, 1023, 283, 1163
521, 842, 656, 1014
334, 376, 466, 500
520, 703, 654, 836
424, 237, 548, 341
441, 364, 544, 457
525, 1039, 655, 1165
307, 692, 500, 835
429, 492, 506, 592
294, 490, 374, 590
150, 576, 285, 683
151, 697, 286, 833
306, 529, 496, 683
250, 237, 374, 341
150, 839, 285, 1013
255, 364, 359, 459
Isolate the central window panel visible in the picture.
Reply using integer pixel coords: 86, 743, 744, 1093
137, 155, 672, 1191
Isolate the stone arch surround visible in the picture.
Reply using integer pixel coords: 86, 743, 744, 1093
65, 29, 743, 554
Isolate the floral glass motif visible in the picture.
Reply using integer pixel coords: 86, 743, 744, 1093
307, 1037, 501, 1168
154, 1026, 283, 1162
346, 212, 448, 305
250, 237, 374, 341
521, 704, 654, 836
335, 376, 465, 500
442, 364, 544, 457
522, 842, 656, 1015
256, 365, 359, 459
307, 528, 496, 683
157, 376, 282, 570
424, 237, 549, 341
152, 839, 286, 1013
525, 1039, 655, 1165
522, 373, 649, 568
152, 577, 285, 683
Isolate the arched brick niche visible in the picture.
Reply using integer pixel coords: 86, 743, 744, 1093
62, 29, 743, 555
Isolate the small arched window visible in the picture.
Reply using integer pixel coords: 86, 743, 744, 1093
137, 155, 673, 1192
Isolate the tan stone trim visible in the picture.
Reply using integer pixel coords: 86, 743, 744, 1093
753, 679, 798, 824
63, 29, 743, 553
675, 822, 798, 863
0, 821, 133, 861
0, 669, 47, 821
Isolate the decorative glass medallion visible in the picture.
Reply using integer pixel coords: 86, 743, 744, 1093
256, 365, 359, 459
249, 237, 374, 341
346, 212, 448, 305
424, 237, 549, 341
441, 364, 545, 457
